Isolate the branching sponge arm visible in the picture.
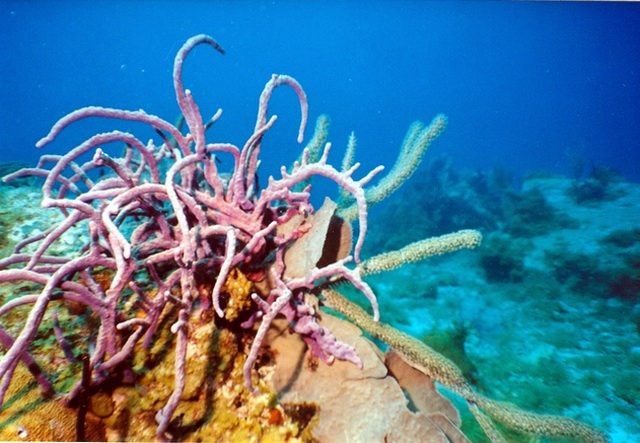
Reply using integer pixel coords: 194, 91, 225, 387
339, 114, 447, 221
359, 229, 482, 276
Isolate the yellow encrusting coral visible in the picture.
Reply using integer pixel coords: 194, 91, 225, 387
0, 365, 105, 441
220, 268, 256, 322
0, 270, 319, 442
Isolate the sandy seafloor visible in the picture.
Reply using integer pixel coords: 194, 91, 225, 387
0, 165, 638, 442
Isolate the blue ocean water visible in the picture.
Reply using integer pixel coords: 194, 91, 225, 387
1, 1, 639, 183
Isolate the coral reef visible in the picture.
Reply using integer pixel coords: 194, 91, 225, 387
570, 166, 625, 204
505, 187, 577, 237
367, 168, 640, 441
364, 158, 505, 253
365, 159, 585, 256
322, 289, 609, 443
0, 34, 611, 442
478, 233, 527, 283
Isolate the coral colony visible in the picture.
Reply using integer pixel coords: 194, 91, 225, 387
0, 35, 608, 442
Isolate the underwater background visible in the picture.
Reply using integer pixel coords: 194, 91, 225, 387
1, 1, 639, 183
1, 1, 639, 442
